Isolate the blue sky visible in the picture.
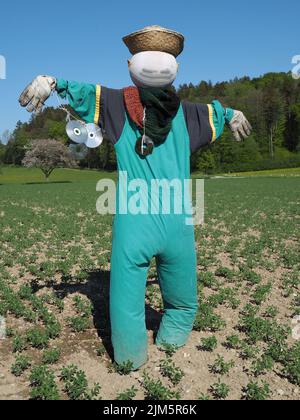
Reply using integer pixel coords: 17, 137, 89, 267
0, 0, 299, 139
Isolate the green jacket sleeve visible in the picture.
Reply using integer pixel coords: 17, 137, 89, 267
56, 79, 101, 124
211, 100, 234, 141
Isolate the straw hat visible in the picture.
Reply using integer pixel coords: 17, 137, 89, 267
123, 25, 185, 58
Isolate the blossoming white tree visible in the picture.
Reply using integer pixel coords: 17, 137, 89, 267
22, 139, 75, 180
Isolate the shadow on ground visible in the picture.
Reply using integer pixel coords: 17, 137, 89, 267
33, 270, 162, 362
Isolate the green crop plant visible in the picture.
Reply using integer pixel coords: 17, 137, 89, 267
210, 355, 235, 376
244, 381, 270, 401
160, 358, 184, 386
42, 348, 61, 365
199, 336, 218, 352
29, 365, 60, 400
142, 372, 180, 401
116, 386, 138, 400
60, 365, 101, 400
210, 381, 230, 400
11, 355, 31, 377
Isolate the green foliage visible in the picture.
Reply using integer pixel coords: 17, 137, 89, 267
194, 303, 226, 332
159, 358, 184, 386
26, 327, 50, 349
142, 372, 180, 401
60, 365, 101, 400
159, 342, 179, 358
244, 381, 270, 401
11, 355, 31, 377
67, 316, 90, 332
224, 335, 240, 350
251, 283, 272, 305
110, 360, 134, 375
42, 348, 61, 365
251, 354, 274, 376
282, 342, 300, 386
96, 344, 106, 357
210, 355, 235, 375
116, 386, 138, 400
29, 365, 60, 400
198, 393, 211, 400
12, 334, 28, 353
199, 336, 218, 352
210, 381, 230, 400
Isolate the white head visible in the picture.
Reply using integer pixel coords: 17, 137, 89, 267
128, 51, 179, 88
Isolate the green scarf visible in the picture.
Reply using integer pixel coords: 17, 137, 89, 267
138, 87, 181, 145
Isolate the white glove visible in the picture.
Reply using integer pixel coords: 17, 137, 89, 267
228, 110, 252, 142
19, 75, 57, 114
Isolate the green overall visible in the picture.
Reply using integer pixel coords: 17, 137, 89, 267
56, 79, 232, 370
111, 106, 197, 369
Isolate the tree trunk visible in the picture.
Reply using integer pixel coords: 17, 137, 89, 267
270, 126, 274, 160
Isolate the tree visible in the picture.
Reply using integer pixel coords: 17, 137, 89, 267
263, 83, 286, 159
0, 129, 11, 145
22, 139, 75, 180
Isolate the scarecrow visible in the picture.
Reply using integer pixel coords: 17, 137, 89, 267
19, 26, 252, 370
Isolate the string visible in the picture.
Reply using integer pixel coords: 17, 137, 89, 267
53, 92, 83, 123
142, 107, 146, 155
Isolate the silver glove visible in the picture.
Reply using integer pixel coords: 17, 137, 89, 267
229, 110, 252, 142
19, 75, 57, 114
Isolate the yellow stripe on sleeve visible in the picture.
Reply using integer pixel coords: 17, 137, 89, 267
207, 104, 217, 143
94, 84, 101, 125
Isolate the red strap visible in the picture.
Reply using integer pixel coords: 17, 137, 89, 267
123, 87, 144, 129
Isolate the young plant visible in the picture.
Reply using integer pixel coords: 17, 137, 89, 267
199, 336, 218, 352
11, 355, 31, 377
160, 358, 184, 386
67, 316, 90, 333
26, 327, 49, 349
116, 386, 138, 401
251, 355, 274, 377
96, 343, 107, 357
224, 335, 240, 350
264, 306, 279, 319
251, 284, 272, 306
198, 393, 211, 400
194, 303, 226, 332
142, 372, 180, 401
12, 334, 27, 353
29, 365, 60, 400
210, 381, 230, 400
282, 342, 300, 386
110, 360, 134, 375
240, 342, 259, 360
244, 381, 270, 401
60, 365, 101, 400
210, 355, 235, 375
159, 342, 179, 358
42, 348, 61, 365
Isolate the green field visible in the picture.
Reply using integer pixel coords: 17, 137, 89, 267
1, 165, 300, 185
0, 167, 300, 400
0, 166, 116, 184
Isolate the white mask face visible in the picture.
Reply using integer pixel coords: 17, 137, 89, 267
128, 51, 179, 88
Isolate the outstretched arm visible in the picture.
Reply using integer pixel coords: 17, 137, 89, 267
182, 100, 252, 153
19, 76, 126, 144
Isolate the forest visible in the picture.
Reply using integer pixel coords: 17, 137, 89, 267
1, 72, 300, 174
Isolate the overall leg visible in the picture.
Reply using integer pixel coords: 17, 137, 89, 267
110, 220, 151, 370
156, 225, 198, 347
